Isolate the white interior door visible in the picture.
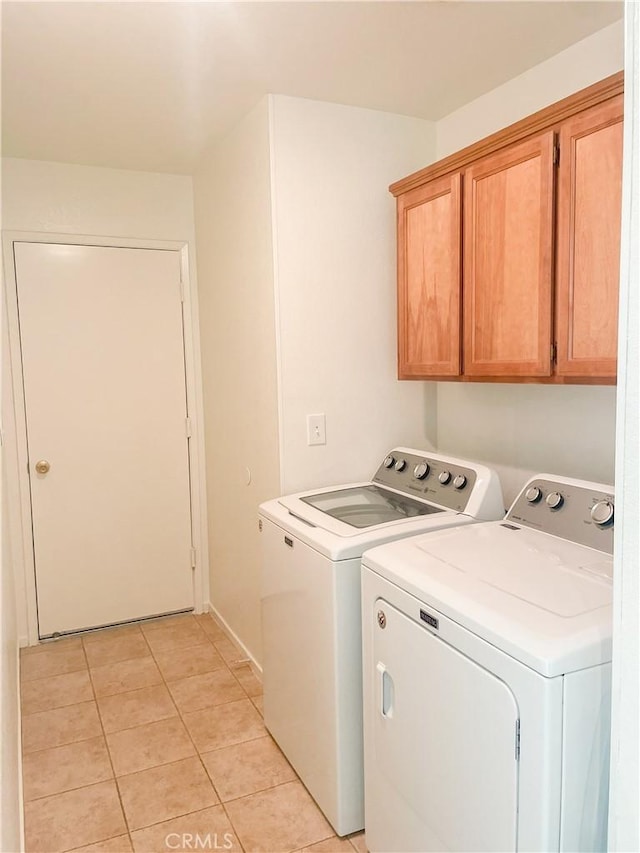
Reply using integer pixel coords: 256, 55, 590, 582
15, 242, 194, 637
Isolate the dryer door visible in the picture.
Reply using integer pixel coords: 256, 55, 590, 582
368, 597, 520, 852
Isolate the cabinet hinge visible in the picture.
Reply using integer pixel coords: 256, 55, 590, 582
553, 144, 560, 166
515, 719, 521, 760
551, 342, 557, 364
190, 547, 197, 570
185, 417, 192, 438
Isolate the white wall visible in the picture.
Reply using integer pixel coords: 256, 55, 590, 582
193, 99, 280, 667
608, 4, 640, 849
0, 528, 21, 853
1, 158, 196, 241
270, 96, 437, 494
192, 97, 436, 665
437, 20, 624, 158
1, 276, 22, 853
433, 22, 624, 504
1, 158, 203, 644
436, 383, 617, 506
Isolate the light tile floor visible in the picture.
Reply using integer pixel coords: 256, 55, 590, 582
20, 613, 367, 853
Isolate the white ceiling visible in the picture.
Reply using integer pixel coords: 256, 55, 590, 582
1, 1, 623, 175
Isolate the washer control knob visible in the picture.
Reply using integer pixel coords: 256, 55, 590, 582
438, 470, 452, 485
413, 462, 430, 480
546, 492, 564, 510
394, 459, 406, 472
590, 500, 614, 526
525, 486, 543, 504
383, 455, 395, 469
453, 474, 467, 490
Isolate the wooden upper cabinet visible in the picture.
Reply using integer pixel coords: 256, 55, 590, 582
391, 72, 623, 384
398, 173, 462, 377
463, 132, 555, 377
555, 95, 624, 379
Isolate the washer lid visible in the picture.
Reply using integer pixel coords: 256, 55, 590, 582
362, 521, 613, 676
299, 484, 444, 529
260, 489, 466, 561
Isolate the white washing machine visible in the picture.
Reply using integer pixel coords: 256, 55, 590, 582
362, 474, 614, 852
259, 448, 504, 836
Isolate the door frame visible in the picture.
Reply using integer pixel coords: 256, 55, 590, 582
2, 231, 210, 645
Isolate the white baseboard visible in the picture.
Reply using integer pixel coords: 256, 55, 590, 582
205, 601, 263, 677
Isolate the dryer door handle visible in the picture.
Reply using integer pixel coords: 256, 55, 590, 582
376, 662, 394, 719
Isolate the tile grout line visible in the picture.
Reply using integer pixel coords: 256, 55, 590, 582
19, 636, 135, 852
148, 618, 248, 853
199, 618, 347, 852
97, 691, 258, 740
20, 663, 88, 685
66, 617, 228, 851
82, 616, 251, 849
21, 622, 156, 849
21, 742, 117, 804
81, 629, 136, 853
195, 616, 328, 853
197, 619, 331, 853
21, 614, 287, 853
74, 616, 245, 847
20, 700, 99, 748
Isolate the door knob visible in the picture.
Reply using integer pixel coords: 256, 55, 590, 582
35, 460, 50, 474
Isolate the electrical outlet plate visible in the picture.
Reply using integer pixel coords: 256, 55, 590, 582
307, 413, 326, 446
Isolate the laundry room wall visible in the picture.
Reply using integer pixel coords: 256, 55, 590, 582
1, 158, 196, 242
269, 95, 438, 495
0, 309, 22, 853
433, 21, 624, 504
436, 20, 624, 158
194, 96, 437, 666
609, 5, 640, 847
193, 98, 281, 666
1, 157, 202, 644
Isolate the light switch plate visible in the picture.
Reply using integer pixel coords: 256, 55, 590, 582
307, 413, 326, 446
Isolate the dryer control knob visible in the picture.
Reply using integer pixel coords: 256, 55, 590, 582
394, 459, 406, 472
525, 486, 543, 504
438, 471, 452, 485
413, 462, 430, 480
546, 492, 564, 510
453, 474, 467, 490
591, 500, 614, 526
383, 455, 395, 469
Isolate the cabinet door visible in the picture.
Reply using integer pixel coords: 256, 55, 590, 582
397, 173, 461, 378
463, 133, 555, 377
555, 96, 623, 379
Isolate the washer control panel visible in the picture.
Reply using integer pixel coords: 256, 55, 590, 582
373, 450, 478, 513
507, 477, 614, 553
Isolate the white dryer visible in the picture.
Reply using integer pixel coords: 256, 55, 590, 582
361, 474, 614, 852
259, 448, 504, 836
